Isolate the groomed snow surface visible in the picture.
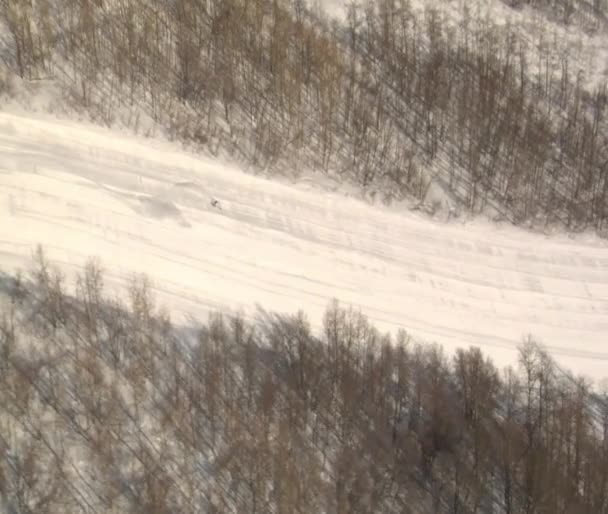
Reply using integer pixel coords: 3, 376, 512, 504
1, 111, 607, 380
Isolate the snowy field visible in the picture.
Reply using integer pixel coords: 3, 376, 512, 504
1, 111, 607, 379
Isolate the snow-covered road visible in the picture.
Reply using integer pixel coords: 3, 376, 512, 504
1, 112, 607, 379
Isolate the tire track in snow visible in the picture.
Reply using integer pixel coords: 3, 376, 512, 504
0, 112, 607, 378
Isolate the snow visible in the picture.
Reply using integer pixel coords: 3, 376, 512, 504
319, 0, 349, 21
0, 111, 607, 380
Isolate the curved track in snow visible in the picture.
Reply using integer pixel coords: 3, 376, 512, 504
0, 112, 607, 379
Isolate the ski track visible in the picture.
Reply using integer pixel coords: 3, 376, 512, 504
1, 112, 607, 379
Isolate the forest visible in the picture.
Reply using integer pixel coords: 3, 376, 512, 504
0, 251, 607, 513
2, 0, 608, 512
2, 0, 608, 231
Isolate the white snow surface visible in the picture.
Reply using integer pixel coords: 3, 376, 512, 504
1, 111, 607, 380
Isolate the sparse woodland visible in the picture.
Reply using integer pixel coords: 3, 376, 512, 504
1, 0, 608, 231
0, 251, 607, 513
2, 1, 608, 512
